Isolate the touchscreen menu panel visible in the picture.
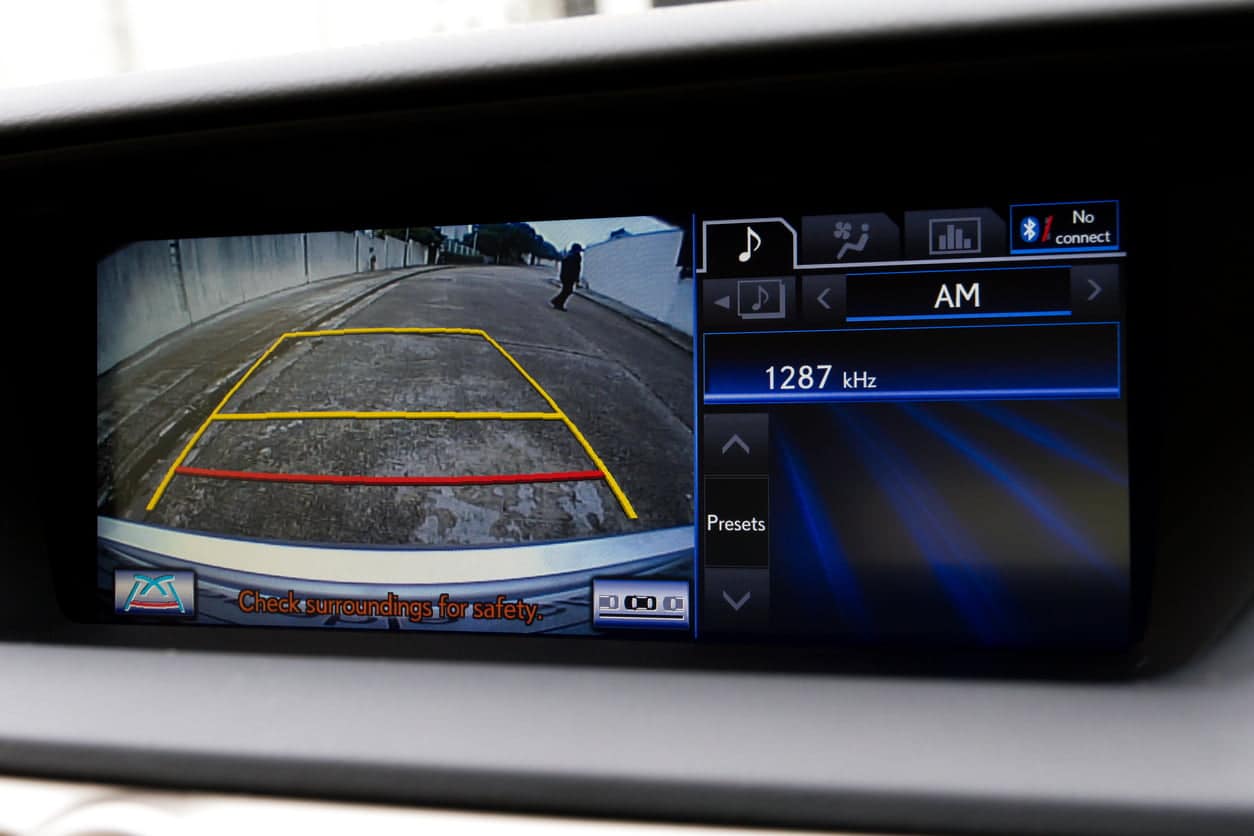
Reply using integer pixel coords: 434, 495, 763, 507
96, 201, 1130, 648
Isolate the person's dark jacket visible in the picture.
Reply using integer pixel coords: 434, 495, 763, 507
560, 252, 582, 286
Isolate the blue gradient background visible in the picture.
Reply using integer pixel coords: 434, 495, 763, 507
769, 399, 1130, 647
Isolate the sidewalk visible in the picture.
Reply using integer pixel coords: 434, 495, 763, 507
540, 275, 693, 353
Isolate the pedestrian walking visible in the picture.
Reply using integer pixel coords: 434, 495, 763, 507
549, 243, 583, 311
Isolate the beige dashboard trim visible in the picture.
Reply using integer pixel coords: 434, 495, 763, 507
0, 776, 855, 836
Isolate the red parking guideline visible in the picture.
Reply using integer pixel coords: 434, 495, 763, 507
175, 466, 606, 487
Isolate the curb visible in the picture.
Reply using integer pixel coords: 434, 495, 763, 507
543, 277, 693, 353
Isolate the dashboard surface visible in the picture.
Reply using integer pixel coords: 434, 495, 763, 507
2, 1, 1254, 833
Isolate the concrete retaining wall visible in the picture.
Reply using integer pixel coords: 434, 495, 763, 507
97, 231, 404, 374
357, 236, 385, 272
375, 236, 430, 270
97, 240, 190, 376
407, 239, 430, 268
306, 231, 358, 281
385, 237, 405, 269
580, 229, 691, 335
179, 233, 306, 321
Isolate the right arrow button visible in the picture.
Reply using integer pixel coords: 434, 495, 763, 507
1071, 265, 1119, 320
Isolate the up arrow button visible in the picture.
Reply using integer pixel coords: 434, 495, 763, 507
704, 414, 768, 474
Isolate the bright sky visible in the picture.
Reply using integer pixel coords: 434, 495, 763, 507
524, 216, 678, 252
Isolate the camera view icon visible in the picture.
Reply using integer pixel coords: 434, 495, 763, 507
114, 569, 196, 617
737, 278, 786, 320
592, 578, 689, 630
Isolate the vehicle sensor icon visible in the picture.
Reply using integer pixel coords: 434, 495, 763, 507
591, 579, 690, 631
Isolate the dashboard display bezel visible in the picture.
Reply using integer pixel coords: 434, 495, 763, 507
2, 27, 1251, 679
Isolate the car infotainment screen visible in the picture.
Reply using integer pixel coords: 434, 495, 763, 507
96, 201, 1130, 648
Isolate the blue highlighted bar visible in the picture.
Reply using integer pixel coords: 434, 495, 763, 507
705, 387, 1120, 404
704, 322, 1120, 405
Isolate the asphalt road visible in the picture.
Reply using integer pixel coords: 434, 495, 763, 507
98, 267, 428, 509
102, 265, 693, 546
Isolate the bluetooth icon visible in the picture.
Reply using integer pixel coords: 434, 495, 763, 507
1020, 216, 1040, 243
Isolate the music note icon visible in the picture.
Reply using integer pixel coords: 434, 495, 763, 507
736, 278, 786, 320
738, 226, 762, 263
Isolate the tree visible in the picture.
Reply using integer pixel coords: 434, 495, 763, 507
377, 227, 444, 245
533, 237, 560, 262
467, 222, 544, 264
409, 227, 444, 247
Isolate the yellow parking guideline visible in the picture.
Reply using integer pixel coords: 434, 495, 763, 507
145, 326, 639, 521
479, 332, 638, 520
212, 411, 564, 421
284, 327, 487, 338
145, 333, 289, 511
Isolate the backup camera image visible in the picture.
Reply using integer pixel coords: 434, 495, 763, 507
97, 219, 694, 634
